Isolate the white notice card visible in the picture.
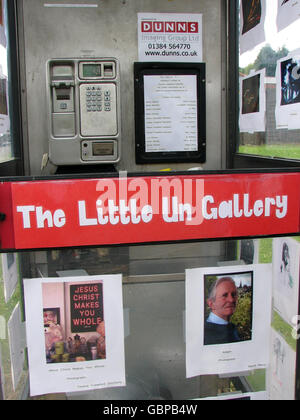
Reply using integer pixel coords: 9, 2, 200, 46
24, 274, 125, 396
144, 74, 198, 153
186, 264, 272, 377
138, 13, 203, 62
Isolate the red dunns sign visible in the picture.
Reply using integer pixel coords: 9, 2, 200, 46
0, 172, 299, 250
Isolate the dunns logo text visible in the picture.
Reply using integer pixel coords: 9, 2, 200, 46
141, 21, 199, 33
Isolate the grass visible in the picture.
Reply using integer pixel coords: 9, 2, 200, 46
259, 238, 273, 264
272, 310, 297, 352
238, 144, 300, 160
246, 370, 266, 392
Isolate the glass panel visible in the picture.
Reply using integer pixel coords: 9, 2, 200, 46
2, 235, 298, 400
238, 1, 300, 160
22, 240, 269, 400
0, 1, 14, 163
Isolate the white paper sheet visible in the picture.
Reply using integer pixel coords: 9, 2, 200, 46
269, 328, 296, 400
275, 50, 300, 130
240, 0, 267, 54
24, 274, 125, 396
186, 264, 272, 377
277, 0, 300, 32
272, 237, 299, 327
239, 69, 266, 133
144, 74, 198, 152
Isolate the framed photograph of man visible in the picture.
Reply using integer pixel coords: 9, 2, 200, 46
203, 272, 253, 346
186, 264, 272, 377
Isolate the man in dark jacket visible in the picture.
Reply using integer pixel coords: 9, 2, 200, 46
204, 277, 240, 345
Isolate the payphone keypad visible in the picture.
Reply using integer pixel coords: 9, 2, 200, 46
85, 86, 113, 113
79, 83, 117, 137
85, 86, 112, 113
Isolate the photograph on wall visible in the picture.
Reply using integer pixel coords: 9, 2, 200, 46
277, 0, 300, 32
186, 264, 272, 377
242, 0, 262, 35
239, 69, 266, 133
43, 281, 105, 364
24, 274, 125, 396
203, 271, 253, 346
275, 51, 300, 129
280, 58, 300, 106
240, 0, 266, 54
1, 253, 19, 303
242, 74, 260, 114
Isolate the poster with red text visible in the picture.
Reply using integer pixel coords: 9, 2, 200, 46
24, 274, 125, 396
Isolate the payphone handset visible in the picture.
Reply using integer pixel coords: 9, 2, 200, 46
47, 58, 121, 166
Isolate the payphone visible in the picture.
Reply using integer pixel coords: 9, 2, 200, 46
47, 58, 121, 166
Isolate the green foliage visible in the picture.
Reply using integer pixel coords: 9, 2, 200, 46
259, 238, 273, 264
231, 290, 252, 341
240, 44, 289, 77
272, 310, 296, 352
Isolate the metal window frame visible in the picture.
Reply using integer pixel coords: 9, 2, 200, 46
0, 0, 24, 176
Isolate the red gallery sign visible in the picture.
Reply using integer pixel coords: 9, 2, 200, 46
0, 172, 299, 250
